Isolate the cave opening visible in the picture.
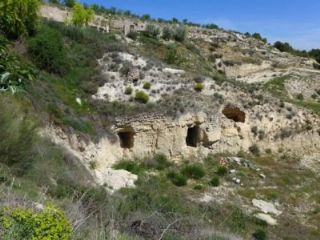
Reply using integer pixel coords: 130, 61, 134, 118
186, 125, 200, 147
118, 130, 134, 149
222, 106, 246, 123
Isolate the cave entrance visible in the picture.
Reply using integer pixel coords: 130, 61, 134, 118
222, 106, 246, 123
118, 130, 134, 149
186, 125, 200, 147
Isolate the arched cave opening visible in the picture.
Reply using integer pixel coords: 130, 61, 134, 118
118, 129, 135, 149
186, 125, 200, 147
222, 106, 246, 123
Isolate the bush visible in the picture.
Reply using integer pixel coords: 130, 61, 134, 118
252, 229, 267, 240
209, 176, 220, 187
153, 153, 171, 170
64, 0, 75, 7
194, 83, 204, 92
0, 0, 40, 38
124, 86, 133, 95
181, 164, 205, 179
0, 97, 37, 174
249, 144, 260, 156
145, 24, 160, 38
216, 166, 228, 176
164, 46, 179, 64
143, 82, 151, 90
127, 31, 138, 40
173, 25, 187, 42
135, 91, 149, 104
0, 205, 72, 240
162, 26, 174, 40
167, 171, 187, 186
113, 160, 144, 175
0, 39, 36, 91
28, 26, 68, 75
71, 3, 94, 27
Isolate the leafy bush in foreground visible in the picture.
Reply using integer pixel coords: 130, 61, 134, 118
0, 205, 72, 240
0, 0, 40, 38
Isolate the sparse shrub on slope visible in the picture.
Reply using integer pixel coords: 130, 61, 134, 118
173, 25, 187, 42
167, 171, 187, 186
28, 26, 68, 75
0, 97, 38, 174
181, 164, 205, 179
135, 90, 149, 103
0, 0, 40, 38
145, 24, 161, 38
162, 26, 174, 40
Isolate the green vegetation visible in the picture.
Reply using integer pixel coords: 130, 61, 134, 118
0, 0, 40, 38
28, 25, 68, 75
0, 205, 72, 240
135, 90, 149, 103
143, 81, 151, 90
0, 38, 36, 92
194, 83, 204, 92
209, 176, 220, 187
181, 164, 205, 179
167, 171, 188, 186
124, 86, 133, 95
71, 3, 94, 27
144, 24, 161, 38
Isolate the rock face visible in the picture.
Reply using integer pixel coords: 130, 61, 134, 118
252, 199, 282, 216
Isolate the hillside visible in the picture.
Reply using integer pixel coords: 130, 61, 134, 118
0, 2, 320, 240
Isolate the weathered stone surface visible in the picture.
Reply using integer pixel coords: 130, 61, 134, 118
255, 213, 278, 226
252, 199, 282, 216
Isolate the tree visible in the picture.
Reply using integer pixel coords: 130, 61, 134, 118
64, 0, 75, 8
252, 33, 267, 43
0, 0, 40, 38
71, 3, 94, 27
273, 41, 294, 53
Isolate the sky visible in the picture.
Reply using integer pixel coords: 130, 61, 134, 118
82, 0, 320, 50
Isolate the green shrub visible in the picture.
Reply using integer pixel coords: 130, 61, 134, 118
216, 166, 228, 176
0, 39, 36, 91
145, 24, 160, 38
28, 26, 68, 75
252, 229, 267, 240
135, 91, 149, 104
124, 86, 133, 95
194, 83, 204, 92
153, 153, 171, 170
162, 26, 174, 40
173, 25, 187, 42
0, 97, 37, 174
209, 176, 220, 187
164, 46, 179, 64
0, 0, 40, 38
167, 171, 187, 186
194, 184, 205, 190
113, 160, 144, 175
181, 164, 205, 179
249, 144, 260, 156
71, 3, 94, 27
0, 205, 72, 240
143, 82, 151, 90
127, 31, 138, 40
64, 0, 75, 7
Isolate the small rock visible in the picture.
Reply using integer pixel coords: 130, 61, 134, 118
259, 173, 266, 179
252, 199, 282, 215
255, 213, 277, 225
76, 97, 82, 105
229, 169, 236, 174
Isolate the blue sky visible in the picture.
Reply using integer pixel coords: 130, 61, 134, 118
82, 0, 320, 50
